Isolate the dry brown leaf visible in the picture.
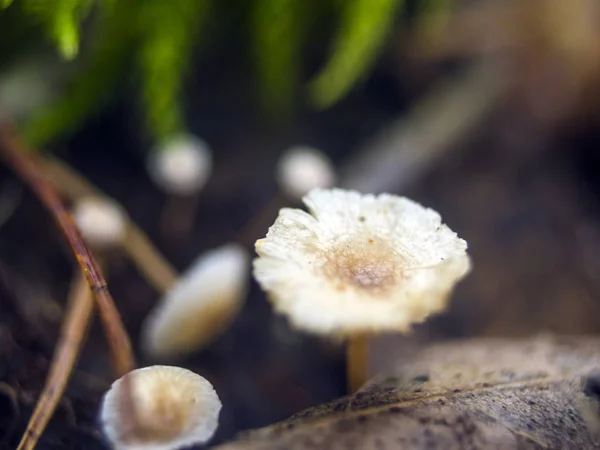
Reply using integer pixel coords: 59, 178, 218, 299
216, 335, 600, 449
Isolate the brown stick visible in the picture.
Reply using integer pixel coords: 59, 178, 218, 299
0, 122, 135, 376
16, 269, 95, 450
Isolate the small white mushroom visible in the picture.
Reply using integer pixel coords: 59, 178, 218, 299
73, 196, 126, 249
100, 365, 221, 450
254, 188, 470, 336
141, 244, 250, 360
276, 146, 336, 200
147, 134, 213, 196
254, 188, 471, 392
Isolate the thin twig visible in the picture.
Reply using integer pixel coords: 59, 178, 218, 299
0, 122, 135, 376
42, 156, 179, 293
16, 268, 95, 450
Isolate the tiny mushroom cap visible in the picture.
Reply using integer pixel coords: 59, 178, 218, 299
276, 145, 336, 200
141, 243, 250, 360
73, 196, 127, 248
253, 188, 471, 337
100, 365, 221, 450
147, 134, 212, 195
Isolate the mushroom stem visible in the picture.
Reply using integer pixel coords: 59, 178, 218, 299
347, 334, 369, 393
159, 194, 200, 243
121, 224, 178, 293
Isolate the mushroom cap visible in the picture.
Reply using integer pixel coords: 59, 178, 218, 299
147, 134, 212, 195
99, 365, 221, 450
73, 196, 126, 248
276, 146, 336, 200
141, 244, 250, 360
253, 188, 471, 337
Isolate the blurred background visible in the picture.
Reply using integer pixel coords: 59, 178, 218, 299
2, 0, 600, 448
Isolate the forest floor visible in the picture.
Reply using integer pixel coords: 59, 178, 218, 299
2, 55, 600, 449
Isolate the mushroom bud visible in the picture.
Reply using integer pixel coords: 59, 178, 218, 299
147, 134, 212, 196
99, 365, 221, 450
73, 196, 126, 249
276, 146, 336, 200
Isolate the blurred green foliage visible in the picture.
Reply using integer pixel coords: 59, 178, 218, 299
251, 0, 304, 119
135, 1, 210, 142
21, 0, 93, 59
0, 0, 439, 148
309, 0, 401, 109
23, 0, 137, 145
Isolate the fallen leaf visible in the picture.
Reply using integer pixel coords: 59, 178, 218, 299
216, 335, 600, 449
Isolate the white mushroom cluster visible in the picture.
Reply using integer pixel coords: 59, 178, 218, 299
254, 188, 470, 336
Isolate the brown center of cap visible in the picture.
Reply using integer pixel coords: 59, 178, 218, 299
126, 381, 196, 444
322, 236, 403, 294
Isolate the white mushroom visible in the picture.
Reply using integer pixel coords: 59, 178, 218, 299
253, 188, 470, 391
141, 244, 250, 360
254, 188, 470, 336
276, 146, 336, 200
147, 134, 212, 195
73, 196, 126, 249
99, 365, 221, 450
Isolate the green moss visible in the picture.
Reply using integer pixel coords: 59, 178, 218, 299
1, 0, 443, 148
251, 0, 304, 118
136, 0, 210, 142
24, 0, 137, 145
308, 0, 402, 109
